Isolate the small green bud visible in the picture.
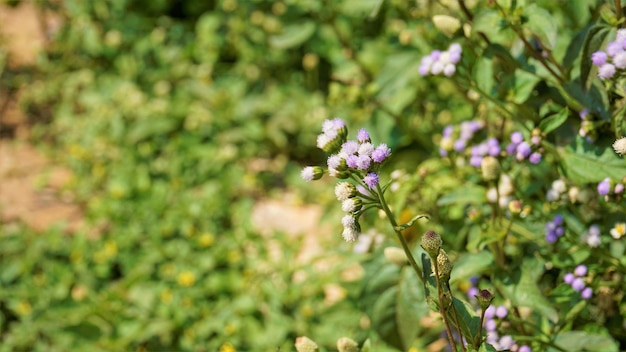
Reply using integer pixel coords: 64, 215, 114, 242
476, 289, 494, 311
337, 337, 359, 352
436, 249, 452, 281
481, 156, 500, 181
384, 247, 408, 267
295, 336, 319, 352
421, 230, 442, 257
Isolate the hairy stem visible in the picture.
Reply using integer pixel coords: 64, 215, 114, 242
376, 183, 425, 284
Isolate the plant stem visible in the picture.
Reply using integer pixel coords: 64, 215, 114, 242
433, 259, 460, 352
376, 183, 424, 284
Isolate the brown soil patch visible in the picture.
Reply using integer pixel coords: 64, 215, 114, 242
0, 2, 83, 233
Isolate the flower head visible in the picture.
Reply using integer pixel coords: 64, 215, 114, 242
371, 144, 391, 163
341, 198, 362, 213
610, 222, 626, 239
341, 215, 360, 242
574, 264, 588, 277
357, 128, 371, 143
529, 152, 542, 164
335, 182, 357, 201
613, 137, 626, 156
571, 278, 585, 291
591, 51, 608, 66
581, 287, 593, 300
598, 63, 616, 79
421, 230, 442, 257
582, 224, 601, 247
597, 177, 612, 196
301, 166, 324, 181
363, 172, 379, 189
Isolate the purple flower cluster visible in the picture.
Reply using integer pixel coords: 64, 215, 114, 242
310, 118, 391, 190
545, 215, 565, 243
591, 29, 626, 79
439, 120, 484, 157
439, 123, 544, 168
505, 131, 542, 164
419, 43, 463, 77
563, 265, 593, 299
597, 177, 625, 197
305, 118, 395, 243
469, 137, 501, 167
484, 305, 531, 351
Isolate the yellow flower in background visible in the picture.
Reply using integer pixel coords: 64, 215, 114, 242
225, 322, 237, 335
227, 250, 241, 264
160, 289, 173, 304
198, 233, 215, 247
104, 241, 118, 257
220, 342, 236, 352
177, 271, 196, 287
610, 222, 626, 239
16, 301, 32, 316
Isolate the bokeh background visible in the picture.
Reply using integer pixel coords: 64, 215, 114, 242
1, 0, 615, 351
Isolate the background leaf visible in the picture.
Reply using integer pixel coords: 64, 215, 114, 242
561, 136, 626, 183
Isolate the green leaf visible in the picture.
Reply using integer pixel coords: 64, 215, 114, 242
473, 56, 494, 96
362, 251, 428, 350
561, 136, 626, 184
448, 296, 481, 346
553, 331, 619, 352
396, 269, 429, 347
563, 25, 590, 71
395, 214, 429, 232
524, 4, 557, 50
539, 108, 569, 134
270, 22, 316, 49
495, 257, 558, 323
580, 24, 611, 90
375, 52, 422, 114
450, 251, 494, 283
340, 0, 385, 17
512, 69, 541, 104
472, 10, 502, 36
437, 185, 486, 206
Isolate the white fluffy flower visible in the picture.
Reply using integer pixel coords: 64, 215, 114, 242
613, 136, 626, 156
341, 215, 359, 242
335, 182, 355, 201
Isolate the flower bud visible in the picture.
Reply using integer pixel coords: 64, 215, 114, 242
436, 249, 453, 281
335, 182, 357, 201
384, 247, 408, 266
301, 166, 324, 182
508, 199, 522, 214
481, 156, 500, 181
295, 336, 319, 352
342, 198, 363, 213
613, 136, 626, 156
432, 15, 461, 37
421, 230, 442, 257
476, 289, 494, 311
337, 337, 359, 352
